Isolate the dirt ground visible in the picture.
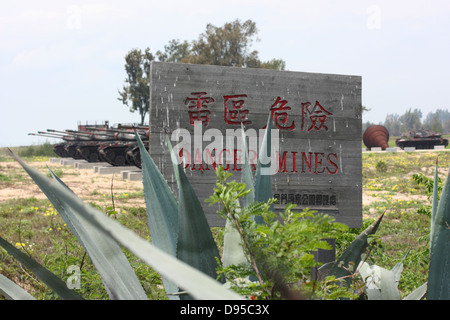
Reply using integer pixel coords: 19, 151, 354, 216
0, 159, 146, 211
0, 157, 428, 215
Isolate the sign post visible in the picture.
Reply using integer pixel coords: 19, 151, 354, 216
149, 62, 362, 229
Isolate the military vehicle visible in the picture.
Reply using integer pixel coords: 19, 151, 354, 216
125, 141, 148, 168
29, 122, 149, 167
395, 130, 449, 150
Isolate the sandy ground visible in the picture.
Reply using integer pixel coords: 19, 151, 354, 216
0, 159, 146, 210
0, 157, 428, 216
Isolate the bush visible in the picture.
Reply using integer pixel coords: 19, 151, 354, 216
375, 160, 388, 173
18, 143, 55, 158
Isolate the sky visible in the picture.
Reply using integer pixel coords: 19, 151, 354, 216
1, 0, 450, 147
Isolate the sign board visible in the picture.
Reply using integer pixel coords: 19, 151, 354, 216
149, 62, 362, 228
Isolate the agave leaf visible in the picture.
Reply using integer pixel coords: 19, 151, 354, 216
0, 274, 36, 300
240, 122, 255, 208
46, 165, 84, 243
319, 213, 384, 283
374, 268, 401, 300
10, 154, 242, 300
135, 132, 179, 298
430, 161, 439, 246
428, 167, 450, 300
221, 119, 275, 267
135, 132, 178, 252
403, 282, 428, 300
222, 217, 247, 267
166, 137, 223, 287
252, 114, 275, 225
10, 150, 147, 300
358, 262, 401, 300
78, 204, 243, 300
255, 113, 273, 205
221, 124, 253, 268
0, 236, 83, 300
391, 250, 408, 286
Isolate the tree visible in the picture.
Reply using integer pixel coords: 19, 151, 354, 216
156, 39, 191, 63
157, 19, 285, 70
423, 109, 450, 133
119, 20, 286, 123
399, 108, 422, 132
384, 113, 401, 136
188, 19, 259, 67
118, 48, 154, 125
424, 112, 442, 132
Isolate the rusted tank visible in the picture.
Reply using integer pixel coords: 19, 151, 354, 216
395, 130, 449, 149
363, 125, 390, 150
97, 142, 131, 166
45, 129, 114, 161
125, 141, 149, 169
29, 131, 85, 158
52, 142, 72, 158
96, 129, 148, 166
76, 135, 115, 163
29, 123, 149, 167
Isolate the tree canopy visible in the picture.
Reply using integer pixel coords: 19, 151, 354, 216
118, 19, 286, 124
364, 108, 450, 136
117, 48, 153, 125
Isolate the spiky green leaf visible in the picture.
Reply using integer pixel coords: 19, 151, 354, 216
319, 213, 384, 283
0, 274, 36, 300
255, 114, 273, 205
253, 114, 275, 225
221, 124, 253, 268
391, 250, 408, 286
403, 282, 427, 300
166, 137, 223, 289
240, 122, 255, 208
430, 161, 439, 246
10, 152, 243, 300
0, 236, 82, 300
135, 132, 179, 298
358, 262, 401, 300
428, 167, 450, 300
10, 150, 147, 300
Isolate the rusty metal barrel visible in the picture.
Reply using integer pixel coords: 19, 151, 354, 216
363, 125, 389, 150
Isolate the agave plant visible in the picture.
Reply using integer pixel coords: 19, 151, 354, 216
2, 115, 448, 300
136, 116, 275, 298
427, 163, 450, 300
319, 162, 449, 300
0, 147, 243, 300
0, 116, 276, 300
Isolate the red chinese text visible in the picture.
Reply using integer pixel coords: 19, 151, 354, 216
185, 92, 215, 126
224, 94, 252, 125
269, 97, 295, 131
301, 101, 333, 131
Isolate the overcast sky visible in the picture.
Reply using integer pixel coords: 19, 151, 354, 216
1, 0, 449, 147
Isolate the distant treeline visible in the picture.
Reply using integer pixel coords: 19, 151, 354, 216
364, 108, 450, 136
17, 142, 56, 158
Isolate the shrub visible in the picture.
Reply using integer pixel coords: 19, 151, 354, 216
375, 160, 388, 173
18, 142, 55, 158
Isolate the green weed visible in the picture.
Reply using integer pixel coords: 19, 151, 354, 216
0, 149, 448, 299
0, 197, 164, 300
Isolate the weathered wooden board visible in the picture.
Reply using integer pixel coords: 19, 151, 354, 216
149, 61, 362, 228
